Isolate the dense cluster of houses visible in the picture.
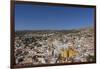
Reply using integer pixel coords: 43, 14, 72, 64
14, 28, 95, 65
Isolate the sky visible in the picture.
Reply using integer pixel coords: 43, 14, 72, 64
15, 3, 95, 30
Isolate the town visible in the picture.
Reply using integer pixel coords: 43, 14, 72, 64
14, 27, 95, 65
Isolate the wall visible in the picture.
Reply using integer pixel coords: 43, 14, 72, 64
0, 0, 100, 69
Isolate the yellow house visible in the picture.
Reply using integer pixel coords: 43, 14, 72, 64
60, 48, 78, 59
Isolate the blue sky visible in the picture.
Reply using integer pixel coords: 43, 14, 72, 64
15, 4, 94, 30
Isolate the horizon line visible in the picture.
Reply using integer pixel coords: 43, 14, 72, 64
15, 26, 94, 31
